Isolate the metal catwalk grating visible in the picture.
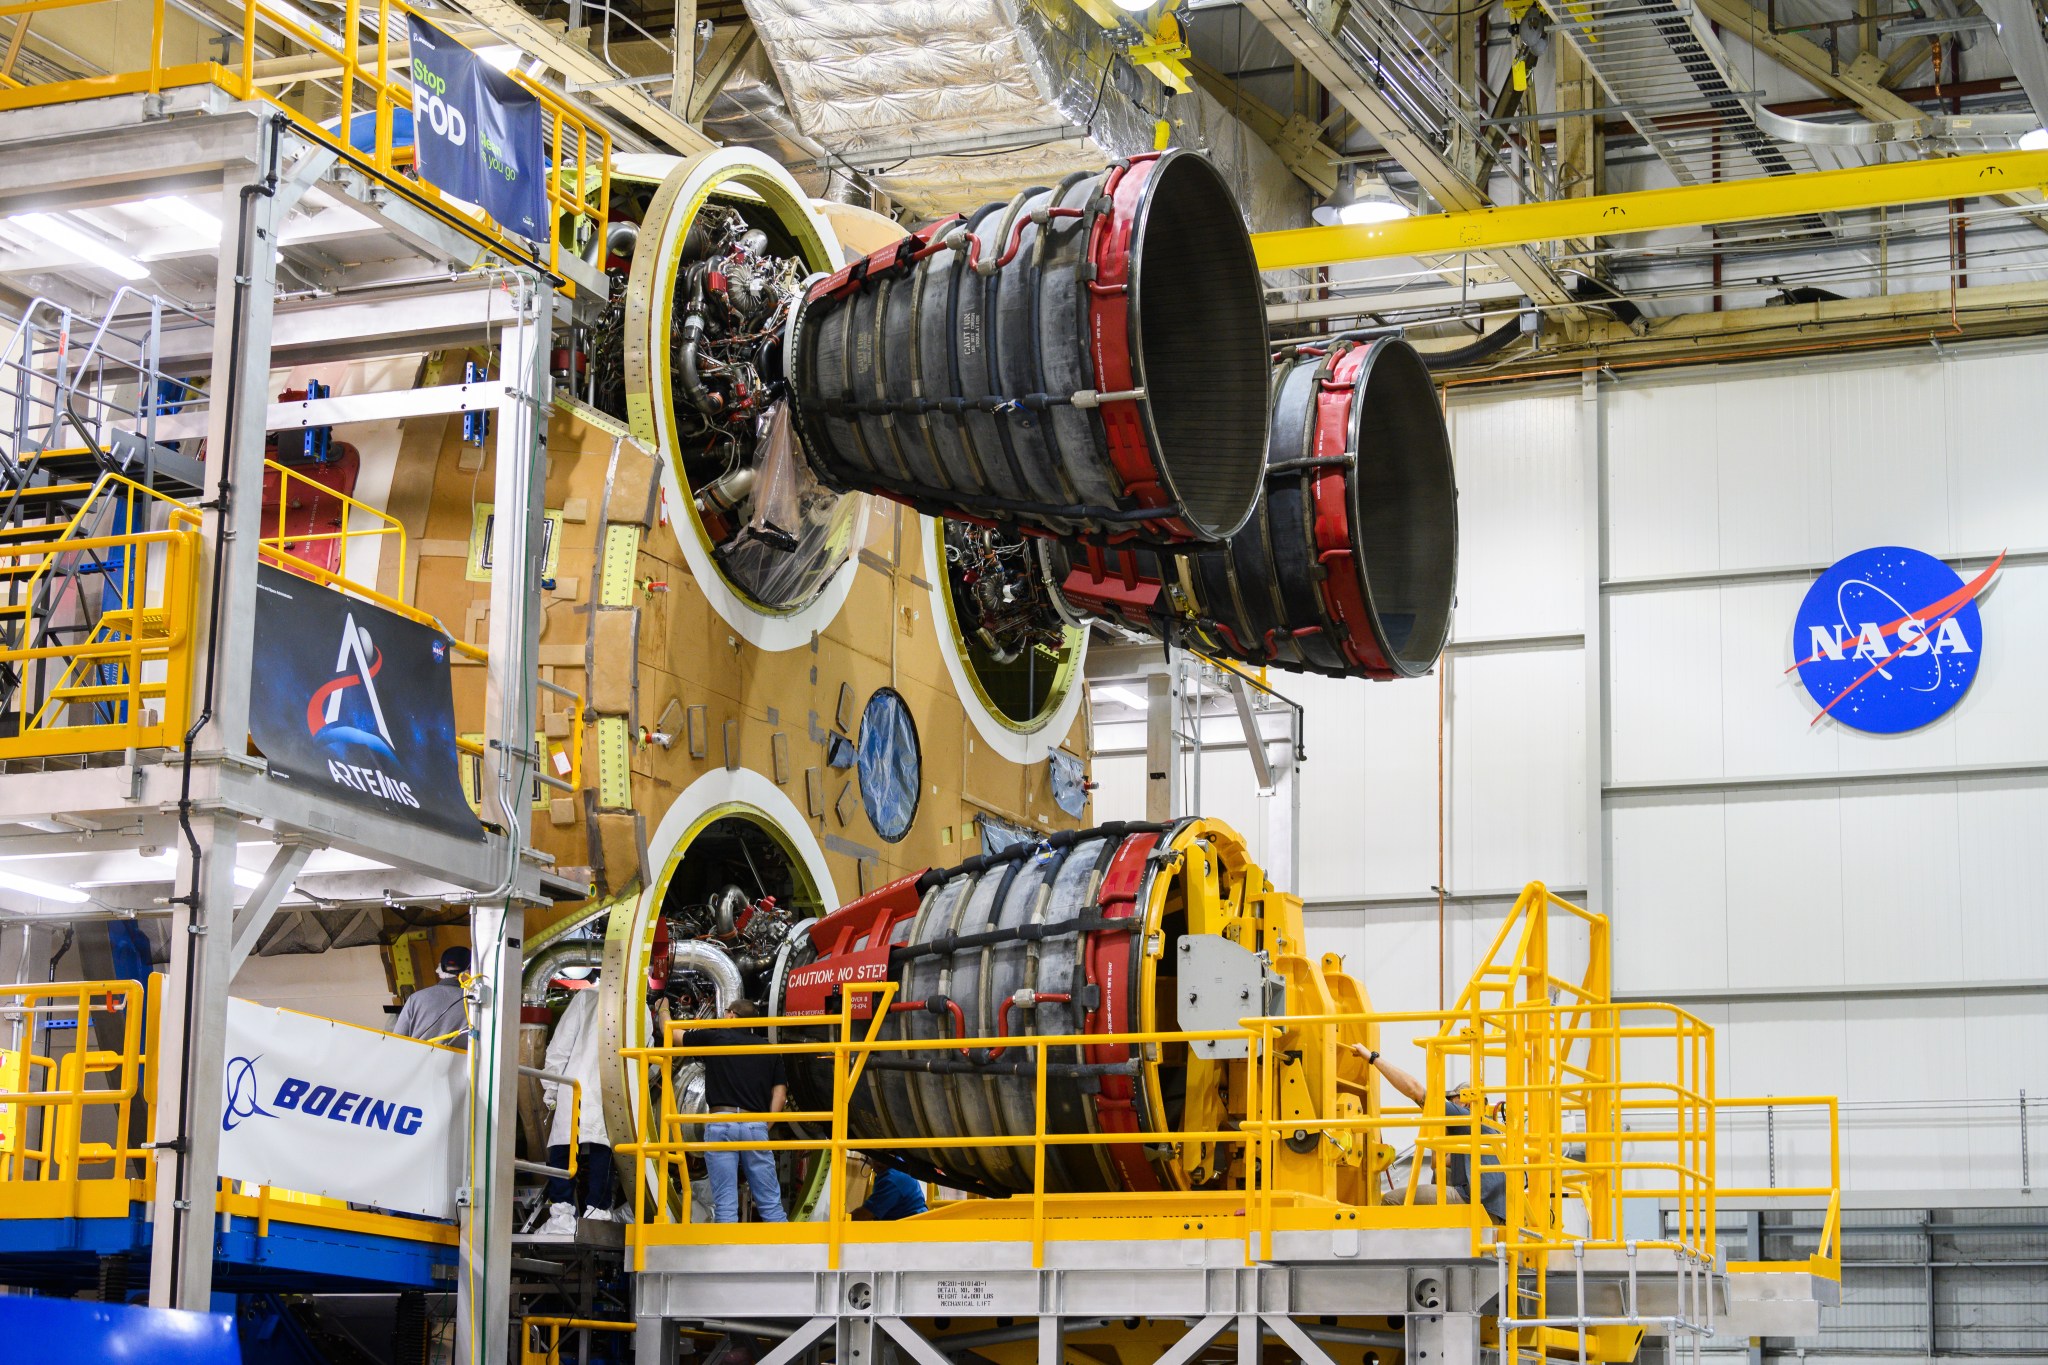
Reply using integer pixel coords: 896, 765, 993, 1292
1541, 0, 1832, 229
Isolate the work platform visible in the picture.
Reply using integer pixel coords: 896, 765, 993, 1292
0, 1193, 457, 1294
631, 1221, 1838, 1365
619, 882, 1844, 1365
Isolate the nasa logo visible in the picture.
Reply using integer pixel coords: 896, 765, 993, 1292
1790, 546, 2003, 734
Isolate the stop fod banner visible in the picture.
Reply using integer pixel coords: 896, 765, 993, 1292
219, 998, 466, 1218
406, 15, 548, 240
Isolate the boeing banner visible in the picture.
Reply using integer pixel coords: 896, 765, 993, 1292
405, 15, 547, 241
250, 565, 481, 842
219, 998, 465, 1218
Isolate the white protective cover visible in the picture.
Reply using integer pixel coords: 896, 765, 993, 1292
219, 997, 466, 1218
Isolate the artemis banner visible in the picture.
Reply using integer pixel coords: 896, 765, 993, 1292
248, 565, 481, 842
406, 15, 547, 240
219, 998, 467, 1218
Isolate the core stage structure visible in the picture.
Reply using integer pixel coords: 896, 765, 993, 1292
624, 818, 1843, 1365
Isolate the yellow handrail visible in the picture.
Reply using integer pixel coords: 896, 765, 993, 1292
0, 980, 147, 1211
0, 473, 202, 760
0, 0, 610, 293
520, 1316, 635, 1365
260, 459, 409, 600
618, 986, 1756, 1279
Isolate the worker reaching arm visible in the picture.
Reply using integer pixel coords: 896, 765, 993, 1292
1346, 1043, 1508, 1222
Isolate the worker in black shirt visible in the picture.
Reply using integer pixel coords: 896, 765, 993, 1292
689, 999, 788, 1222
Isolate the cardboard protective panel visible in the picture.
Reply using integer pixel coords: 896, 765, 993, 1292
590, 608, 639, 716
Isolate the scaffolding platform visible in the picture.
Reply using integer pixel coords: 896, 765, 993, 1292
0, 1195, 456, 1294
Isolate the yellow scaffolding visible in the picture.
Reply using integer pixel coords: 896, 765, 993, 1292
0, 0, 610, 290
618, 883, 1841, 1362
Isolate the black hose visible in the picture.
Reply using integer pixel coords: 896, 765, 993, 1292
678, 263, 719, 416
1419, 318, 1523, 371
164, 111, 285, 1300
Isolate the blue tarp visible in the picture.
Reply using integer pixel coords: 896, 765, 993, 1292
856, 689, 921, 843
0, 1296, 241, 1364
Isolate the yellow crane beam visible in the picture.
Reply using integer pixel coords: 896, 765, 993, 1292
1252, 149, 2048, 271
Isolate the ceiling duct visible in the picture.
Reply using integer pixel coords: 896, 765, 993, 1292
737, 0, 1307, 229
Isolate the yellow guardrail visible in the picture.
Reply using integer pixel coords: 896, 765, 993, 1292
520, 1316, 635, 1365
0, 472, 201, 760
0, 0, 609, 291
619, 999, 1734, 1278
0, 463, 582, 798
1718, 1094, 1844, 1281
0, 980, 149, 1209
620, 883, 1841, 1310
0, 976, 463, 1245
260, 459, 409, 599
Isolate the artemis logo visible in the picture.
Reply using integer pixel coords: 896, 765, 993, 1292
305, 613, 421, 807
308, 613, 395, 759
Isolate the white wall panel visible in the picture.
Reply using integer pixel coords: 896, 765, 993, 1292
1956, 776, 2048, 982
1445, 387, 1583, 639
1608, 588, 1724, 783
1293, 672, 1375, 903
1842, 998, 1973, 1193
1605, 380, 1722, 581
1824, 361, 1950, 560
1715, 579, 1840, 778
1944, 351, 2048, 553
1608, 798, 1729, 992
1448, 649, 1585, 891
1722, 790, 1845, 991
1951, 563, 2048, 768
1836, 782, 1964, 987
1350, 672, 1442, 899
1709, 371, 1835, 572
1961, 995, 2048, 1188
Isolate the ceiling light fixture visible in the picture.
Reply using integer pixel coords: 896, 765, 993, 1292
143, 195, 223, 242
7, 213, 150, 280
473, 44, 522, 73
1313, 166, 1415, 228
1092, 684, 1151, 711
2021, 128, 2048, 151
1112, 0, 1154, 10
0, 869, 90, 904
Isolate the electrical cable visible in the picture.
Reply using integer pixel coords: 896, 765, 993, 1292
164, 110, 287, 1302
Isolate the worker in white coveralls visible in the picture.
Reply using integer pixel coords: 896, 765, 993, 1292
535, 985, 616, 1234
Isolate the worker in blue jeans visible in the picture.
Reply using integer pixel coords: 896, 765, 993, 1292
689, 1000, 788, 1222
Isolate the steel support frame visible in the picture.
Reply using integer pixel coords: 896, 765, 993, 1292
147, 112, 328, 1311
454, 278, 555, 1365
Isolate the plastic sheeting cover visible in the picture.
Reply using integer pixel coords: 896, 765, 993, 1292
856, 687, 921, 842
739, 0, 1307, 229
1048, 750, 1087, 818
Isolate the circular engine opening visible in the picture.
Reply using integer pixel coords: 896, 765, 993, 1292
1131, 153, 1270, 542
620, 801, 831, 1220
935, 519, 1084, 731
1349, 339, 1457, 675
604, 160, 864, 619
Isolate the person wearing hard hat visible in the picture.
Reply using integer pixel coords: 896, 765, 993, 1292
535, 985, 616, 1235
392, 946, 471, 1048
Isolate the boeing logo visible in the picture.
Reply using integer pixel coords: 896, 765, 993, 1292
220, 1053, 426, 1136
1790, 546, 2001, 734
222, 1054, 275, 1132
